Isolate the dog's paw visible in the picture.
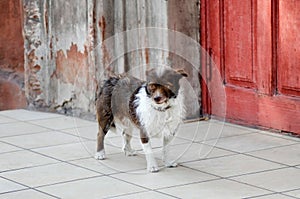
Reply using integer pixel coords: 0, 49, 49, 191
94, 150, 106, 160
122, 145, 137, 157
165, 162, 178, 168
148, 166, 159, 173
124, 149, 137, 157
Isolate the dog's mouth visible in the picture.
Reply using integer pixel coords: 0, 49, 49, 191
151, 104, 171, 112
151, 98, 172, 111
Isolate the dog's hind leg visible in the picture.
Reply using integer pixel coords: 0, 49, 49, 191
140, 130, 159, 172
122, 127, 137, 156
95, 127, 106, 160
95, 114, 111, 160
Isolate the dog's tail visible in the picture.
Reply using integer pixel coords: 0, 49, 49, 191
96, 75, 121, 102
95, 76, 121, 133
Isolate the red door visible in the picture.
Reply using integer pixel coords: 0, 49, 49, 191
201, 0, 300, 134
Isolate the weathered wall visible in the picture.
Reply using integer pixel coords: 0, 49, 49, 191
0, 0, 26, 110
22, 0, 200, 119
23, 0, 96, 118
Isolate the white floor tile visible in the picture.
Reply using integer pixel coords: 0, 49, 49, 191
38, 176, 145, 198
70, 158, 116, 175
0, 115, 17, 124
204, 133, 297, 153
0, 122, 48, 138
32, 141, 120, 161
0, 177, 26, 194
257, 130, 300, 142
0, 141, 21, 154
160, 179, 270, 199
0, 189, 56, 199
0, 150, 58, 172
1, 131, 83, 149
28, 116, 95, 130
1, 162, 99, 187
154, 142, 235, 164
76, 153, 147, 173
177, 120, 255, 142
110, 191, 176, 199
248, 143, 300, 166
233, 167, 300, 192
61, 125, 98, 140
112, 166, 217, 189
0, 109, 61, 121
284, 189, 300, 198
250, 193, 295, 199
183, 154, 284, 178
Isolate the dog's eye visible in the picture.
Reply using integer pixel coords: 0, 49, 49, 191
170, 92, 177, 98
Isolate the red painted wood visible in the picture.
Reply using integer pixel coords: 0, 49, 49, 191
224, 0, 254, 88
277, 0, 300, 97
201, 0, 300, 134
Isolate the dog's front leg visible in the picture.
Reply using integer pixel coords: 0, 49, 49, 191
163, 134, 178, 168
140, 131, 159, 173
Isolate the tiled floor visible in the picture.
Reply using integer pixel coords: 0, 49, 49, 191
0, 109, 299, 199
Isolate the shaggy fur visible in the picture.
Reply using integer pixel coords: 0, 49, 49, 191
95, 67, 187, 172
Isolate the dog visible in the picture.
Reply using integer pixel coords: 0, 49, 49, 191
95, 67, 188, 172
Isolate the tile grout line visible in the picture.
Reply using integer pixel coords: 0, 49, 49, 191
24, 116, 96, 132
226, 166, 291, 179
102, 190, 153, 199
176, 128, 257, 143
244, 142, 300, 153
34, 174, 104, 189
199, 141, 300, 167
0, 110, 62, 121
244, 151, 300, 168
242, 193, 288, 199
154, 190, 182, 199
181, 158, 290, 180
104, 189, 180, 199
0, 135, 90, 152
0, 140, 102, 175
228, 175, 296, 195
154, 177, 222, 191
0, 176, 60, 198
179, 164, 296, 195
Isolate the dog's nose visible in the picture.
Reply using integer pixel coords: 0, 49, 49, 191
154, 96, 162, 103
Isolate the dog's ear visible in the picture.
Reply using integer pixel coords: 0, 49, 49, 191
176, 69, 188, 77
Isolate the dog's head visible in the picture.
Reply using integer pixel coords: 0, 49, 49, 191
145, 67, 188, 111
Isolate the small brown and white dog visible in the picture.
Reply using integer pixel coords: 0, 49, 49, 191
95, 67, 187, 172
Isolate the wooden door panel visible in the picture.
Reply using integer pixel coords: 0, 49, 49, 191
224, 0, 255, 88
278, 0, 300, 97
201, 0, 300, 134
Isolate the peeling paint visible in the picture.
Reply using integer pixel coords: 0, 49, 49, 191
54, 43, 89, 85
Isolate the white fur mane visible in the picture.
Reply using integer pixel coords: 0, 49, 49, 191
134, 86, 185, 138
